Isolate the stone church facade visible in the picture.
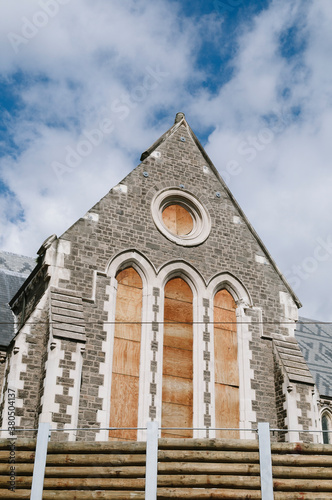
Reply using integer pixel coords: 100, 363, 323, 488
0, 113, 321, 442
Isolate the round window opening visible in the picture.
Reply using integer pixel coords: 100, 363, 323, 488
151, 189, 211, 246
162, 204, 194, 236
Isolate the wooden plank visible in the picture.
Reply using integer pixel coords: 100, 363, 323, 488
157, 438, 258, 451
156, 474, 261, 488
157, 449, 260, 463
115, 287, 143, 322
162, 205, 193, 236
163, 323, 192, 350
157, 462, 260, 475
112, 339, 140, 377
164, 299, 193, 325
161, 403, 192, 438
116, 268, 142, 288
46, 441, 146, 454
274, 495, 332, 500
0, 451, 35, 463
109, 373, 139, 440
0, 464, 146, 477
0, 476, 146, 489
3, 491, 332, 500
271, 442, 332, 454
162, 204, 177, 234
215, 384, 239, 439
0, 439, 36, 451
2, 491, 145, 500
157, 488, 262, 499
272, 455, 332, 466
214, 289, 236, 311
273, 477, 332, 491
162, 346, 193, 379
162, 375, 193, 406
42, 454, 146, 466
214, 308, 237, 332
176, 205, 193, 235
214, 329, 239, 386
164, 278, 193, 302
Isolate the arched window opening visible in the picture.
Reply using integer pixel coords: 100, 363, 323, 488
109, 267, 143, 440
322, 411, 331, 444
214, 289, 239, 438
162, 277, 193, 438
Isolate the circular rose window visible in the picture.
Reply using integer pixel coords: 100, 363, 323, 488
162, 204, 194, 236
151, 189, 211, 246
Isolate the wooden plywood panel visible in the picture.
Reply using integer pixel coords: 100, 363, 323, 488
214, 289, 236, 311
114, 322, 141, 342
215, 383, 239, 439
112, 338, 140, 377
164, 298, 193, 324
214, 329, 239, 386
162, 278, 193, 438
161, 402, 192, 438
110, 267, 142, 440
214, 307, 237, 332
116, 268, 142, 288
115, 286, 142, 321
162, 375, 193, 406
175, 205, 193, 235
162, 346, 193, 379
163, 323, 192, 350
164, 278, 193, 303
114, 286, 142, 342
109, 373, 139, 440
162, 205, 193, 236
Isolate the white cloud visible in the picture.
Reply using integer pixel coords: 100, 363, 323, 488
0, 0, 331, 320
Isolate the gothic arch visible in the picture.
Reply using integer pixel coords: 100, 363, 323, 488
207, 272, 252, 307
321, 408, 332, 444
207, 272, 253, 438
106, 249, 156, 287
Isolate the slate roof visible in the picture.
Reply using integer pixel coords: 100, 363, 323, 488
295, 317, 332, 399
0, 251, 36, 348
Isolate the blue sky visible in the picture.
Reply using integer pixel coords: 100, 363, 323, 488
1, 0, 332, 321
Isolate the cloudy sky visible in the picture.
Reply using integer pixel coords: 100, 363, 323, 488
0, 0, 331, 321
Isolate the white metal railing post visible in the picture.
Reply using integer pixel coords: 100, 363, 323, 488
258, 422, 274, 500
30, 422, 50, 500
145, 421, 158, 500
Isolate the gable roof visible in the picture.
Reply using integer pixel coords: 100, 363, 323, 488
141, 112, 301, 308
0, 251, 36, 348
295, 317, 332, 399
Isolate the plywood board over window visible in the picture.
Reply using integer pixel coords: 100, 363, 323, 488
214, 289, 239, 438
109, 267, 142, 441
162, 278, 193, 438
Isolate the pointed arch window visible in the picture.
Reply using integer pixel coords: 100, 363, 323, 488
322, 411, 332, 444
214, 289, 239, 438
162, 277, 193, 438
109, 267, 143, 440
